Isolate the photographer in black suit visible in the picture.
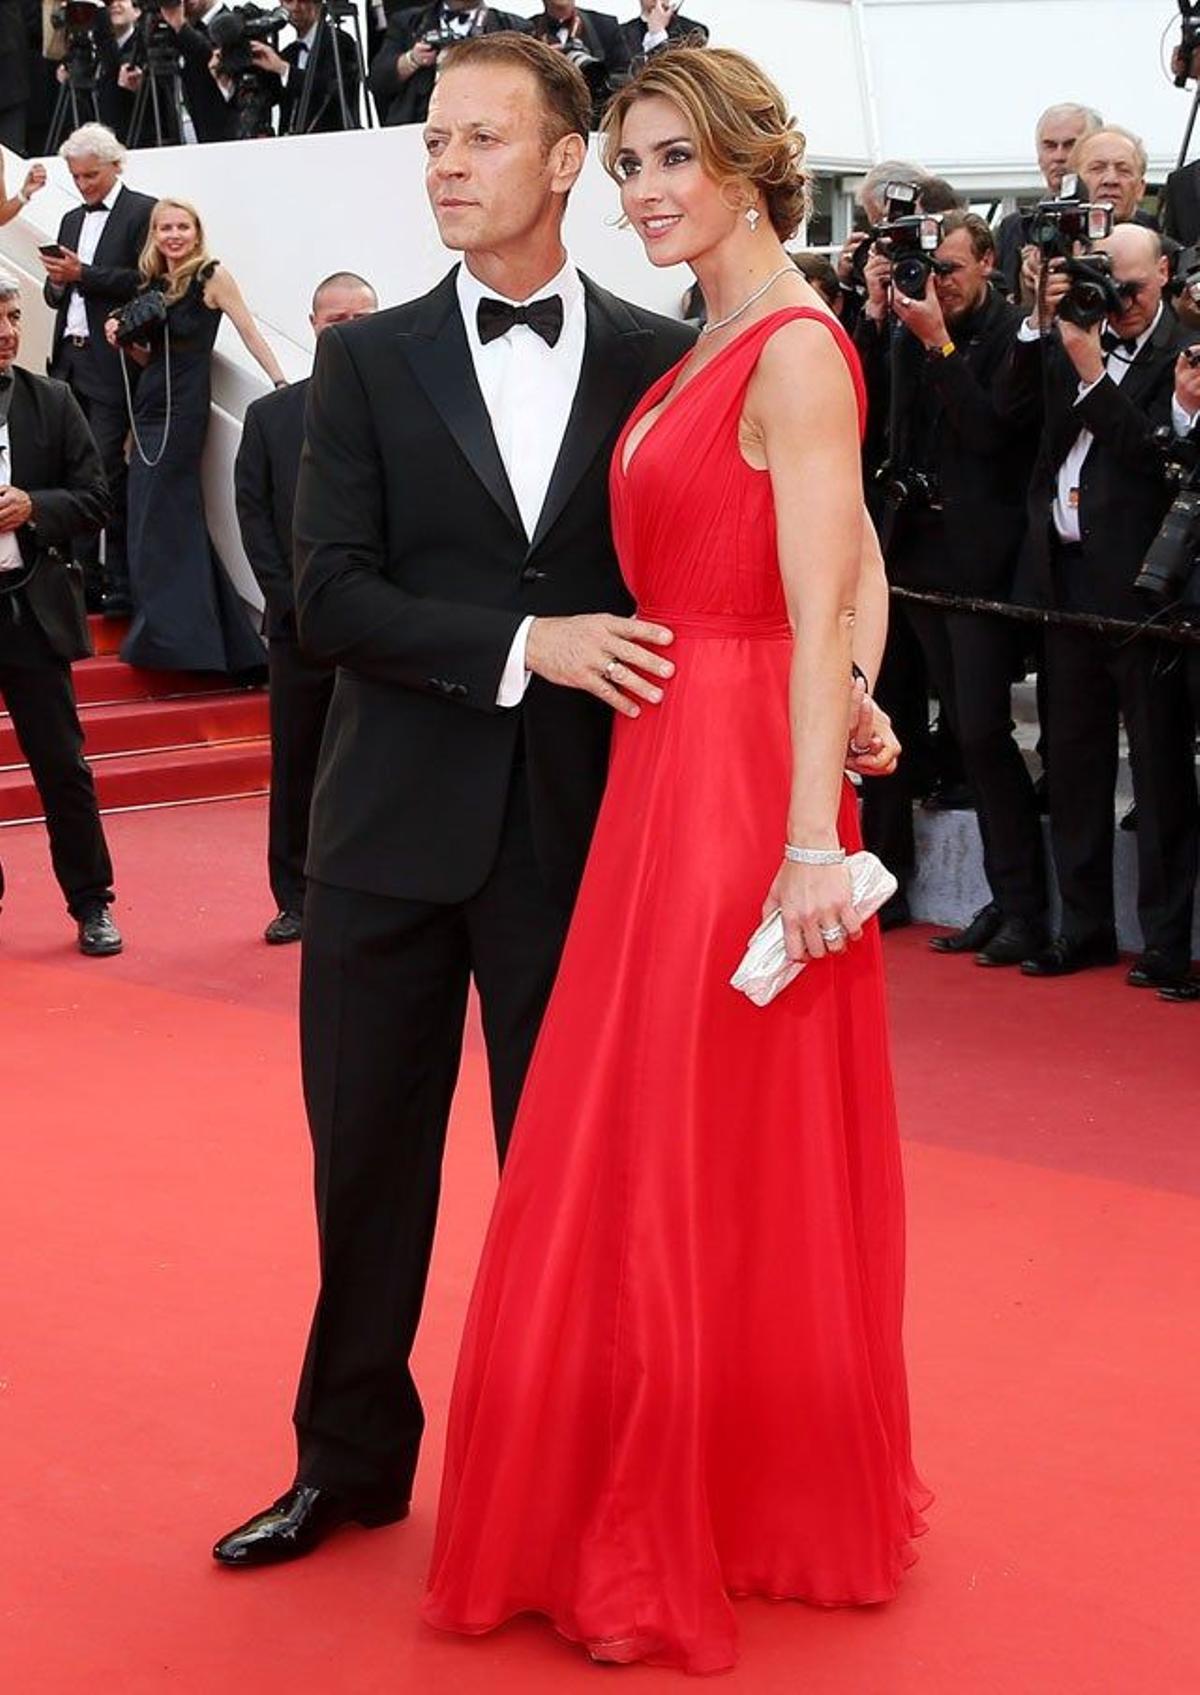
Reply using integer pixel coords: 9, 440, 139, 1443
1010, 226, 1199, 991
526, 3, 629, 127
249, 0, 363, 133
39, 123, 155, 612
618, 0, 707, 65
159, 0, 239, 142
856, 212, 1046, 964
94, 0, 143, 142
0, 273, 121, 956
370, 1, 527, 128
994, 103, 1102, 302
234, 271, 378, 947
214, 31, 693, 1568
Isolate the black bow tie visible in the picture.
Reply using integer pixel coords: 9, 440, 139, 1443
477, 294, 564, 349
83, 202, 110, 214
1101, 330, 1138, 357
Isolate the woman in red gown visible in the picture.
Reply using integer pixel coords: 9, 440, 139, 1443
424, 47, 929, 1673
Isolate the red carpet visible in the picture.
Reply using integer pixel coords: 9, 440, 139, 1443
1, 798, 1197, 1693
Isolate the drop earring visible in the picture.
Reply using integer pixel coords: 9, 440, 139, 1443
745, 207, 761, 232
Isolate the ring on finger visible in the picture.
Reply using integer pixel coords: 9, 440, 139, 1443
848, 740, 873, 758
819, 923, 847, 945
603, 657, 621, 682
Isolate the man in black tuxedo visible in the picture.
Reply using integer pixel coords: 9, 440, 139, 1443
0, 274, 122, 956
234, 271, 378, 947
251, 0, 363, 133
95, 0, 144, 143
213, 30, 693, 1568
526, 3, 630, 127
370, 0, 528, 127
856, 213, 1046, 966
1007, 226, 1199, 990
39, 124, 155, 613
618, 0, 708, 65
993, 102, 1101, 302
160, 0, 239, 142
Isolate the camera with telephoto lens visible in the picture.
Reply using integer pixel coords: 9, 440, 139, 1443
873, 463, 942, 514
209, 3, 288, 78
50, 0, 104, 84
114, 289, 168, 347
422, 17, 482, 50
1133, 421, 1200, 610
1024, 178, 1125, 329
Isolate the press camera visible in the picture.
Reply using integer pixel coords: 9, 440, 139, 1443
1134, 415, 1200, 612
1024, 178, 1122, 329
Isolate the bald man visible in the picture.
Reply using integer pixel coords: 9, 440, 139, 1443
1007, 225, 1199, 993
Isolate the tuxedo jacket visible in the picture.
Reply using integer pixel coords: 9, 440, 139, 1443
235, 376, 308, 639
370, 6, 529, 128
1162, 159, 1200, 248
526, 8, 631, 110
617, 11, 709, 61
43, 186, 158, 403
1002, 308, 1194, 620
293, 269, 694, 905
281, 24, 362, 134
0, 369, 108, 663
176, 11, 240, 143
855, 287, 1037, 597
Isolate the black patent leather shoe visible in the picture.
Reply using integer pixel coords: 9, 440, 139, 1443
1158, 977, 1200, 1003
77, 909, 123, 957
1127, 952, 1193, 992
1020, 934, 1119, 977
213, 1483, 409, 1568
929, 903, 1001, 955
263, 910, 303, 945
975, 915, 1047, 967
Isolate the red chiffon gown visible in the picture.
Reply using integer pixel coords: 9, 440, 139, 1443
423, 308, 929, 1674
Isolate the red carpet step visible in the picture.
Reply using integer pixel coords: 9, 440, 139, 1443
0, 614, 270, 823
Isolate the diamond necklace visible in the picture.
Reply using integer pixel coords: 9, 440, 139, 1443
700, 265, 798, 336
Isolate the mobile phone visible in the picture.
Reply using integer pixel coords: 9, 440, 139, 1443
38, 243, 64, 258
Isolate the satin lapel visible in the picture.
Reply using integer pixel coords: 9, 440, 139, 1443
529, 280, 654, 554
399, 271, 523, 536
1119, 310, 1180, 406
91, 195, 129, 265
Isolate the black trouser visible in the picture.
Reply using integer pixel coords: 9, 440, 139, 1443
1043, 623, 1198, 971
0, 103, 26, 153
266, 635, 335, 915
0, 598, 114, 918
292, 758, 574, 1499
860, 600, 932, 882
904, 601, 1046, 921
52, 353, 130, 602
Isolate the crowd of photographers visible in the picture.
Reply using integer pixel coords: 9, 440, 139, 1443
839, 102, 1200, 1002
0, 1, 709, 150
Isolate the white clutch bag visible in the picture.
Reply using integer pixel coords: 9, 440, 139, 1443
730, 851, 898, 1008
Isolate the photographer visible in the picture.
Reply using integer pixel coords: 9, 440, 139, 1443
370, 2, 527, 128
836, 162, 928, 336
96, 0, 142, 141
617, 2, 707, 66
1010, 225, 1199, 992
249, 0, 361, 133
0, 271, 122, 957
526, 4, 629, 128
40, 123, 154, 612
994, 103, 1102, 301
235, 270, 377, 945
0, 0, 38, 153
856, 212, 1046, 965
157, 0, 239, 142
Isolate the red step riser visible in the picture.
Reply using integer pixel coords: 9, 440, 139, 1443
0, 695, 269, 766
72, 656, 238, 707
0, 742, 271, 823
87, 615, 128, 658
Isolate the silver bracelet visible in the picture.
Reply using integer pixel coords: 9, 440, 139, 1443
784, 845, 846, 866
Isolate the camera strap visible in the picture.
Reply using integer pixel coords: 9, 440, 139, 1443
120, 324, 173, 470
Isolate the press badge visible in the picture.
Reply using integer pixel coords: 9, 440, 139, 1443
1068, 488, 1080, 509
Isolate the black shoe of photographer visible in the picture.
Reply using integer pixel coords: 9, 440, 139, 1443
77, 907, 123, 957
975, 915, 1046, 967
1119, 803, 1138, 834
929, 902, 1001, 954
1158, 976, 1200, 1003
1020, 934, 1119, 978
878, 890, 912, 933
213, 1483, 410, 1568
1126, 951, 1193, 992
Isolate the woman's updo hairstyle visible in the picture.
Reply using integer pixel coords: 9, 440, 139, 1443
601, 47, 810, 242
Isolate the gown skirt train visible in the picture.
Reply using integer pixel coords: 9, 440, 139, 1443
423, 309, 930, 1674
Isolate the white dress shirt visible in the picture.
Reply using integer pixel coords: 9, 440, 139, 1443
0, 423, 24, 574
65, 183, 125, 340
1020, 306, 1194, 543
456, 258, 588, 706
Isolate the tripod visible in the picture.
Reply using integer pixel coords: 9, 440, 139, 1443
127, 19, 189, 148
46, 41, 102, 153
289, 1, 373, 135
